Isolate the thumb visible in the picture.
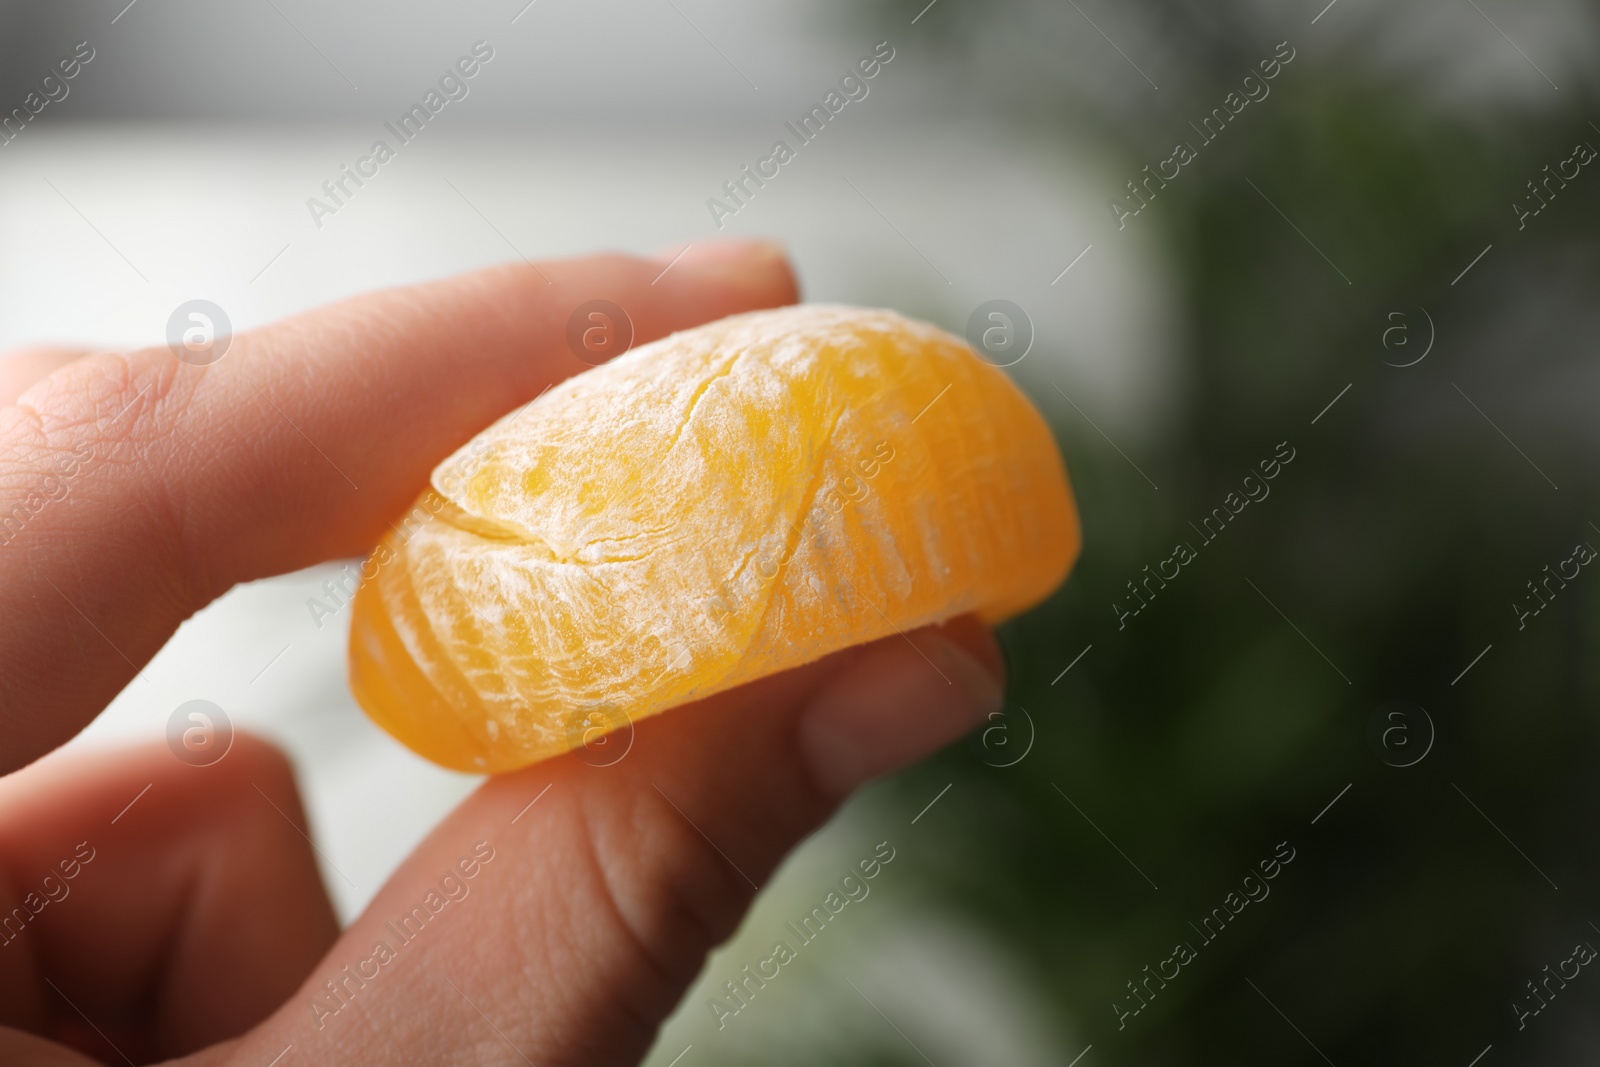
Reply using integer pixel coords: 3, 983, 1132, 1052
213, 617, 1002, 1066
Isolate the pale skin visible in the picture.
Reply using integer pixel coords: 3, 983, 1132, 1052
0, 241, 1004, 1065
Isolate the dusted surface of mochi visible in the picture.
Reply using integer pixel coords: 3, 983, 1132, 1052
349, 305, 1080, 772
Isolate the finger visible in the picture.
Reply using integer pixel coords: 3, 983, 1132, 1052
0, 735, 338, 1063
219, 616, 1003, 1067
0, 241, 798, 775
0, 349, 90, 409
0, 1028, 96, 1066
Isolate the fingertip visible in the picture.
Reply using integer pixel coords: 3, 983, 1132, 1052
798, 616, 1005, 798
0, 347, 92, 409
657, 238, 800, 306
930, 613, 1006, 687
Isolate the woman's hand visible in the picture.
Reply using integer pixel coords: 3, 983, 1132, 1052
0, 242, 1003, 1066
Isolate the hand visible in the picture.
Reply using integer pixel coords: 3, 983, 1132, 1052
0, 243, 1005, 1066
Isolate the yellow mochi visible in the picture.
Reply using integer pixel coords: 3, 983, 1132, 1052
348, 305, 1080, 772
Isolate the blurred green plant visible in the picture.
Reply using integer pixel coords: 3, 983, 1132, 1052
845, 0, 1600, 1062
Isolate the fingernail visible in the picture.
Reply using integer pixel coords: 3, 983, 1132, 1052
653, 238, 788, 269
798, 620, 1005, 798
651, 240, 795, 295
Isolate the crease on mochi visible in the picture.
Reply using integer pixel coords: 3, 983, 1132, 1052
432, 351, 739, 565
561, 540, 687, 566
556, 349, 782, 699
710, 542, 762, 623
661, 348, 742, 455
767, 326, 969, 643
580, 522, 679, 555
433, 481, 689, 567
680, 385, 852, 702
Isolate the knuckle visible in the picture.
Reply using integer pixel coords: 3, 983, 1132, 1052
5, 348, 193, 489
1, 347, 207, 606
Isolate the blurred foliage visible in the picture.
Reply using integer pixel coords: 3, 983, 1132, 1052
848, 0, 1600, 1062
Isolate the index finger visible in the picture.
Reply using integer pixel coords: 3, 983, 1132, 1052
0, 241, 798, 775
